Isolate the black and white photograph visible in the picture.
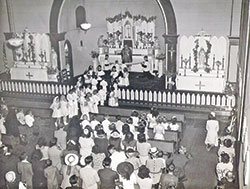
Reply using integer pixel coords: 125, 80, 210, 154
0, 0, 249, 188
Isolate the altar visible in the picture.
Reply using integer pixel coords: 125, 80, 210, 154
176, 31, 227, 93
97, 11, 164, 76
8, 28, 58, 82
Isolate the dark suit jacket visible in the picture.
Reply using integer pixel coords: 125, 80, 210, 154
98, 168, 119, 189
17, 161, 33, 187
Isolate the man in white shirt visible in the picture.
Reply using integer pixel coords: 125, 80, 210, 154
80, 155, 100, 189
108, 145, 127, 171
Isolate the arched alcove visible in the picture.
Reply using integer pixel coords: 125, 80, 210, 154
75, 6, 86, 28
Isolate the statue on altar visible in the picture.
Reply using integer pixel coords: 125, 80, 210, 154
121, 44, 133, 63
50, 48, 58, 71
198, 48, 206, 69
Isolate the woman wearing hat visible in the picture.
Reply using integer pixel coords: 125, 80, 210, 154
205, 112, 219, 151
60, 153, 80, 189
117, 162, 137, 189
146, 147, 165, 189
109, 129, 122, 151
5, 171, 18, 189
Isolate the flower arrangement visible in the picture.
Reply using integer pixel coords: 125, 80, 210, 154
47, 66, 58, 75
155, 53, 166, 60
90, 51, 99, 59
192, 39, 199, 73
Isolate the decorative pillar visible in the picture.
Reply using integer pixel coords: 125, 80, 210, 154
227, 36, 239, 82
48, 32, 66, 72
162, 34, 179, 75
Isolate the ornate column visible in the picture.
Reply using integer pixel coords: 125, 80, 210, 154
227, 36, 239, 82
162, 34, 179, 75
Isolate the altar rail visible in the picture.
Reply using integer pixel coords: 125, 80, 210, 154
0, 80, 236, 110
117, 87, 236, 110
0, 80, 74, 97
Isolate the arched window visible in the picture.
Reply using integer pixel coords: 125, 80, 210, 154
75, 6, 86, 28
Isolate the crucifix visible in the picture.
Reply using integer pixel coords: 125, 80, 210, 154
195, 81, 205, 90
44, 51, 47, 62
168, 46, 176, 63
26, 72, 34, 80
39, 51, 45, 62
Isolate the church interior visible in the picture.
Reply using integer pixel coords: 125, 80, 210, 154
0, 0, 250, 188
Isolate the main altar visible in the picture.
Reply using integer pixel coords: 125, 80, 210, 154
98, 11, 164, 76
176, 31, 228, 93
9, 28, 58, 82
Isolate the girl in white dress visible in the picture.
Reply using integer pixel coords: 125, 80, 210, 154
100, 79, 108, 92
153, 116, 165, 140
98, 86, 107, 106
147, 107, 159, 129
71, 89, 79, 117
91, 90, 100, 114
79, 93, 89, 120
50, 96, 62, 127
108, 87, 118, 107
91, 74, 98, 91
123, 67, 130, 87
110, 66, 119, 80
96, 65, 105, 81
0, 114, 6, 135
60, 95, 69, 125
67, 91, 74, 119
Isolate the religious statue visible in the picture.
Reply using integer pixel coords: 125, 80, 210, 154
97, 35, 104, 47
22, 28, 30, 59
50, 48, 58, 70
121, 44, 133, 63
198, 48, 206, 69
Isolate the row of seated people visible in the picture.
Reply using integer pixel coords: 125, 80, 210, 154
1, 99, 187, 189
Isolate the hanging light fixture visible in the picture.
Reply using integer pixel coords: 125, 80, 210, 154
80, 22, 91, 31
8, 37, 23, 48
5, 0, 24, 48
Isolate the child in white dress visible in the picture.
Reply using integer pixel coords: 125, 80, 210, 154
60, 95, 69, 125
98, 86, 107, 106
50, 96, 62, 127
25, 110, 35, 128
79, 93, 89, 119
67, 91, 74, 119
108, 87, 119, 107
16, 109, 26, 125
110, 66, 119, 80
91, 90, 100, 114
0, 114, 6, 135
100, 79, 108, 92
91, 74, 98, 91
72, 89, 79, 117
96, 65, 105, 81
153, 116, 165, 140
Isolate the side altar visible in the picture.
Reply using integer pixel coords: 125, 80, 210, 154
97, 11, 164, 76
176, 31, 228, 93
9, 28, 58, 82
